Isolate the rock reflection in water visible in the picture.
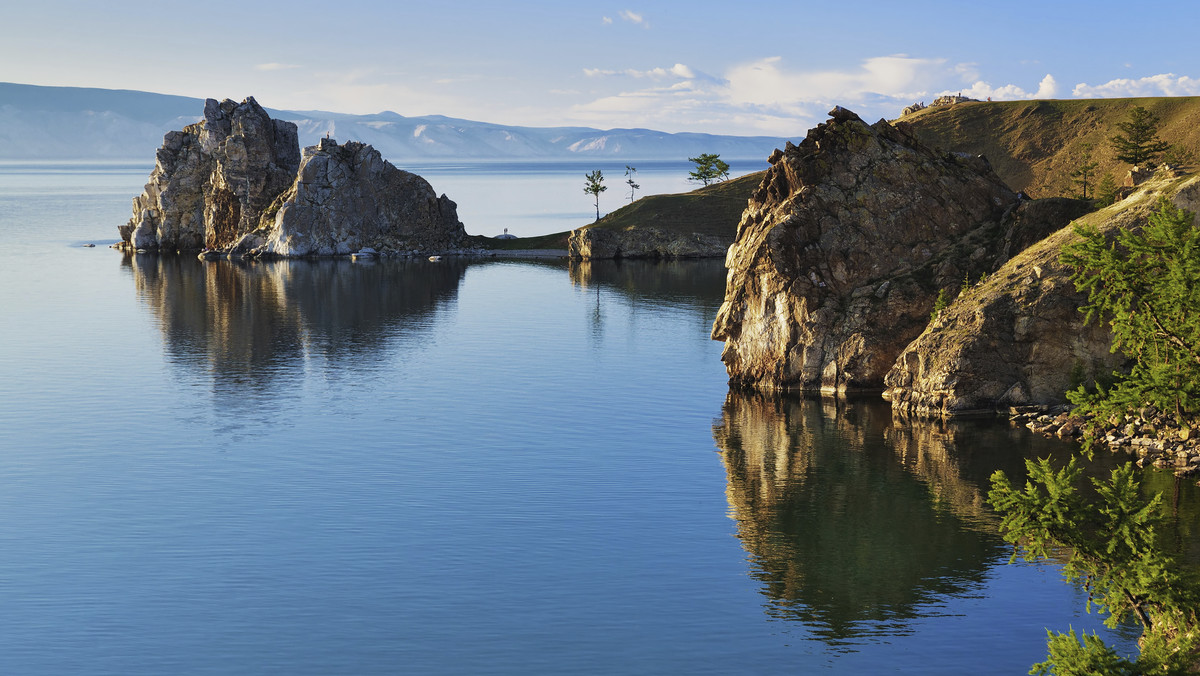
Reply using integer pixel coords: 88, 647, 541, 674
122, 254, 466, 389
712, 391, 1034, 643
568, 259, 728, 312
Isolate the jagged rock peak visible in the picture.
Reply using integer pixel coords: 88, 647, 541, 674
120, 96, 300, 252
711, 107, 1019, 393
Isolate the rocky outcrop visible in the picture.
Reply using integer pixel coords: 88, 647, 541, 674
120, 97, 464, 257
884, 174, 1200, 415
121, 97, 300, 251
238, 138, 465, 257
711, 107, 1019, 393
567, 225, 727, 259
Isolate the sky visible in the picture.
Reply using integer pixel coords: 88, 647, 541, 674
4, 0, 1200, 137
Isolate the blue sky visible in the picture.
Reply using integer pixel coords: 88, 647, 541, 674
5, 0, 1199, 136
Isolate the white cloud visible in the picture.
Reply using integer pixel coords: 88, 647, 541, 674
619, 10, 648, 28
255, 62, 300, 71
951, 73, 1058, 101
723, 55, 947, 108
584, 63, 695, 79
602, 16, 612, 25
1072, 73, 1200, 97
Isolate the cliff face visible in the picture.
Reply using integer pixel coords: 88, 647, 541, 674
567, 226, 727, 259
120, 98, 463, 256
122, 97, 300, 251
711, 108, 1018, 393
885, 173, 1200, 415
243, 139, 465, 256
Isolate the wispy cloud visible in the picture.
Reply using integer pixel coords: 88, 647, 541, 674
584, 63, 694, 79
1072, 73, 1200, 97
619, 10, 648, 28
255, 62, 300, 71
601, 16, 613, 25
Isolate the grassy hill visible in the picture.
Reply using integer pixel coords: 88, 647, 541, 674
903, 97, 1200, 198
473, 170, 764, 251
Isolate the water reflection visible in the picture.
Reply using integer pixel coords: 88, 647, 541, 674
122, 255, 467, 391
712, 391, 1045, 643
568, 259, 728, 314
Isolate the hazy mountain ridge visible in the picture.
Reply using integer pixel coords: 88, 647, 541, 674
0, 82, 789, 162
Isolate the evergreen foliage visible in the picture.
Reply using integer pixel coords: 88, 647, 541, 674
687, 153, 730, 186
624, 165, 640, 203
1060, 199, 1200, 426
989, 458, 1200, 675
583, 169, 606, 221
1096, 174, 1119, 208
1110, 106, 1170, 168
1072, 144, 1099, 200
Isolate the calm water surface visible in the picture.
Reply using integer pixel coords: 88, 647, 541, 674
1, 164, 1196, 674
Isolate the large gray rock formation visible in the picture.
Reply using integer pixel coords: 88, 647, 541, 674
567, 225, 727, 259
121, 97, 300, 251
120, 98, 463, 257
884, 174, 1200, 415
240, 139, 464, 257
711, 108, 1020, 393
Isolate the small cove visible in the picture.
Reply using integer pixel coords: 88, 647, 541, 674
1, 163, 1197, 674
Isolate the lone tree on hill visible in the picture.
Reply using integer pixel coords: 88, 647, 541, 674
687, 153, 730, 186
1110, 106, 1170, 167
583, 169, 606, 221
1071, 144, 1099, 200
625, 165, 640, 203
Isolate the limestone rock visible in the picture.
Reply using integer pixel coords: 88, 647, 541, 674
258, 139, 465, 257
121, 97, 300, 251
884, 175, 1200, 415
711, 108, 1018, 392
568, 225, 727, 259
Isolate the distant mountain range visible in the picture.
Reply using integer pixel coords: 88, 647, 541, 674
0, 82, 790, 162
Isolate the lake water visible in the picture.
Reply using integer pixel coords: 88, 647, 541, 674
1, 163, 1196, 674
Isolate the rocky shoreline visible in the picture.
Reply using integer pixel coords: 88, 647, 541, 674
1008, 405, 1200, 478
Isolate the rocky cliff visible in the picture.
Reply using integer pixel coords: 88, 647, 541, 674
567, 225, 727, 259
885, 172, 1200, 415
119, 97, 464, 256
711, 108, 1019, 393
121, 97, 300, 251
238, 138, 465, 257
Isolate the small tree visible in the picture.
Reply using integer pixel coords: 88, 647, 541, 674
624, 165, 640, 203
1110, 106, 1170, 167
583, 170, 606, 221
1070, 144, 1099, 200
687, 153, 730, 186
1095, 173, 1119, 207
1162, 143, 1196, 167
1060, 198, 1200, 426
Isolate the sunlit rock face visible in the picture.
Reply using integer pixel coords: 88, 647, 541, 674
122, 97, 300, 251
885, 175, 1200, 415
254, 139, 465, 257
711, 108, 1018, 393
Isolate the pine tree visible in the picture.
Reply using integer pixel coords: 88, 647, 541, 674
624, 165, 640, 203
1071, 144, 1099, 200
1095, 173, 1119, 207
1110, 106, 1170, 167
583, 170, 606, 221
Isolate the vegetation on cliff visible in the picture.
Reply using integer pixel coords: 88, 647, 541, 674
904, 97, 1200, 198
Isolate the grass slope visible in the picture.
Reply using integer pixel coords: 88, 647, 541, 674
904, 97, 1200, 198
473, 170, 764, 250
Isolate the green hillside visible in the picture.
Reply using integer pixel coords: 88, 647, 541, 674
903, 97, 1200, 198
473, 170, 764, 250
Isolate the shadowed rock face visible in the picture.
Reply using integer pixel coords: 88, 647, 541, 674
567, 226, 728, 260
885, 175, 1200, 415
711, 108, 1018, 393
122, 97, 300, 251
246, 139, 465, 257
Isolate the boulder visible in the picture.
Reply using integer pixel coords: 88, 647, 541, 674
711, 108, 1018, 393
255, 139, 465, 257
884, 174, 1200, 415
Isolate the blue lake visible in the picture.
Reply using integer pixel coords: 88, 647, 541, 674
0, 163, 1194, 674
